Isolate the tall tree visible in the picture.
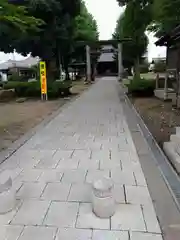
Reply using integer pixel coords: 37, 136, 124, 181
113, 2, 148, 78
0, 0, 42, 53
72, 1, 99, 63
150, 0, 180, 37
7, 0, 81, 79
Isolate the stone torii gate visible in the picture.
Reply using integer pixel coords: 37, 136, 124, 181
85, 40, 124, 82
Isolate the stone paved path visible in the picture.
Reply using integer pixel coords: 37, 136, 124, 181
0, 77, 163, 239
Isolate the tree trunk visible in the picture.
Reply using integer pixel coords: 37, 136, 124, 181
64, 64, 70, 80
134, 57, 140, 80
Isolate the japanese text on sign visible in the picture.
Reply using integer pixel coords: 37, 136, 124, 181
40, 62, 47, 95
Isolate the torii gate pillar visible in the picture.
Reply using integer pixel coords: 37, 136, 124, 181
86, 45, 91, 83
118, 43, 123, 81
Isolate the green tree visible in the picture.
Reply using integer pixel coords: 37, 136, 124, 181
150, 0, 180, 37
72, 1, 99, 63
1, 0, 98, 80
6, 0, 81, 80
113, 2, 148, 78
0, 0, 42, 53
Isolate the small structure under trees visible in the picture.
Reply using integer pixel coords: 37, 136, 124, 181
155, 25, 180, 106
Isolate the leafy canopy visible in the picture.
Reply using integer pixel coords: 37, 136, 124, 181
150, 0, 180, 37
113, 2, 148, 70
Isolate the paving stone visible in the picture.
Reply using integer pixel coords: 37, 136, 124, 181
99, 159, 121, 170
62, 170, 87, 183
16, 183, 46, 199
142, 205, 161, 233
53, 150, 73, 160
76, 203, 110, 230
86, 170, 110, 184
41, 183, 71, 201
15, 170, 42, 182
92, 230, 129, 240
0, 225, 23, 240
13, 179, 23, 192
91, 150, 110, 160
44, 202, 79, 227
65, 142, 88, 150
125, 186, 152, 205
134, 170, 147, 186
0, 201, 21, 225
7, 168, 23, 180
12, 200, 50, 225
37, 170, 63, 183
56, 158, 79, 169
0, 79, 163, 238
71, 150, 91, 160
85, 142, 102, 150
111, 169, 136, 185
110, 150, 129, 161
55, 228, 92, 240
68, 183, 91, 202
121, 157, 142, 172
18, 226, 57, 240
130, 232, 163, 240
35, 156, 60, 169
101, 143, 121, 151
113, 185, 125, 203
111, 204, 146, 231
78, 159, 99, 170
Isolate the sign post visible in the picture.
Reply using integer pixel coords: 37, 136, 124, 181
39, 61, 48, 100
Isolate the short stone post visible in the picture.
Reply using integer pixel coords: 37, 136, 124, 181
0, 171, 15, 214
92, 177, 115, 218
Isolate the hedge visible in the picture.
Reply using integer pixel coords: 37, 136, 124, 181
127, 78, 155, 97
3, 81, 72, 98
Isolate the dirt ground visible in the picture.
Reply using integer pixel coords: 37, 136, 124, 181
130, 97, 180, 147
0, 80, 89, 152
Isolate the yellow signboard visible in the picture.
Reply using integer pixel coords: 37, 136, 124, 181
40, 61, 47, 96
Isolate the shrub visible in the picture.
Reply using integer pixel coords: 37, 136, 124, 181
154, 61, 166, 73
128, 78, 155, 97
3, 81, 72, 98
139, 63, 149, 73
8, 74, 29, 82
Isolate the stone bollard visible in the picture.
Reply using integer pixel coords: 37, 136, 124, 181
0, 171, 15, 214
92, 177, 116, 218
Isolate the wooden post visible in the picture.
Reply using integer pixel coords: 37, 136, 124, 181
86, 45, 91, 83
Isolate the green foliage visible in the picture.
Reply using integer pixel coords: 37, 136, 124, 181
8, 74, 30, 82
113, 3, 148, 75
0, 0, 43, 53
74, 2, 98, 42
139, 63, 149, 73
71, 1, 99, 66
150, 0, 180, 37
127, 78, 155, 97
3, 0, 98, 80
154, 61, 166, 73
3, 81, 72, 98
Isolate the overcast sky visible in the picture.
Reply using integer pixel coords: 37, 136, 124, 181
85, 0, 166, 61
0, 0, 166, 62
